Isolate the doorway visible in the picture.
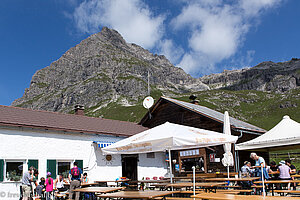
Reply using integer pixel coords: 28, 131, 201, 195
122, 155, 138, 181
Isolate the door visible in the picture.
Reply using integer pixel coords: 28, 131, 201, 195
122, 155, 138, 181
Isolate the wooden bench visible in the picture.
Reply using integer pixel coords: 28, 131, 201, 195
274, 190, 300, 196
215, 189, 252, 194
54, 193, 67, 199
217, 185, 242, 188
166, 197, 195, 200
251, 185, 263, 188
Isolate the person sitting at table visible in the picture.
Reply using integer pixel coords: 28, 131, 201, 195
285, 159, 296, 173
269, 161, 279, 180
54, 175, 68, 192
81, 173, 89, 183
278, 160, 292, 189
285, 159, 297, 190
269, 161, 278, 172
240, 161, 254, 188
250, 152, 270, 180
241, 161, 253, 177
36, 177, 45, 199
278, 160, 291, 180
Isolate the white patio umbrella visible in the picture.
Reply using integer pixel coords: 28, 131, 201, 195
221, 111, 234, 179
102, 122, 238, 190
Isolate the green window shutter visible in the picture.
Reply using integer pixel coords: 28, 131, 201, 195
75, 160, 83, 170
28, 160, 38, 170
47, 160, 57, 179
0, 159, 4, 182
28, 159, 39, 179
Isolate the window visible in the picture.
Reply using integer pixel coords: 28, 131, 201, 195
146, 152, 155, 158
57, 161, 71, 178
6, 161, 23, 181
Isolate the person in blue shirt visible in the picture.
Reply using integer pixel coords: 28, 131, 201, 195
250, 152, 270, 180
68, 162, 83, 200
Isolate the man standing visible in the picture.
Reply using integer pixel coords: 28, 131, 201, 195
69, 162, 83, 200
21, 166, 35, 200
250, 152, 270, 179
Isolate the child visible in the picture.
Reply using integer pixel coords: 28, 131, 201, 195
36, 177, 45, 198
81, 173, 89, 183
45, 172, 54, 200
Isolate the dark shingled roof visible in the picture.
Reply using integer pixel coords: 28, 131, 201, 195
0, 105, 147, 136
141, 96, 265, 134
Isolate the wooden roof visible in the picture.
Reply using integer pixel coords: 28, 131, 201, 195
140, 96, 265, 134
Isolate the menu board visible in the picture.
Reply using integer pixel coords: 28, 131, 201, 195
180, 149, 200, 157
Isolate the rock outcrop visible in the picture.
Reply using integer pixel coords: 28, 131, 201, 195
200, 58, 300, 93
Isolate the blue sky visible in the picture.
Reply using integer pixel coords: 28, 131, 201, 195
0, 0, 300, 106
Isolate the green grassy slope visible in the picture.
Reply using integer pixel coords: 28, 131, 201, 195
84, 88, 300, 131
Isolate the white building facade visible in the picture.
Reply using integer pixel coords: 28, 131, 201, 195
0, 106, 167, 200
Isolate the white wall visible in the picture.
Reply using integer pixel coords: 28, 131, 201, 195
0, 126, 167, 199
138, 152, 168, 179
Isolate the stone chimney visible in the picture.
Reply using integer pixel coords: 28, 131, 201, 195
74, 105, 85, 116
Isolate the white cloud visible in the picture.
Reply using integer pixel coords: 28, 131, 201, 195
172, 0, 281, 75
72, 0, 165, 49
158, 39, 184, 64
239, 0, 281, 17
70, 0, 282, 76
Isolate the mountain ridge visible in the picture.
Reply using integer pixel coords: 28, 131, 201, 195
11, 27, 300, 128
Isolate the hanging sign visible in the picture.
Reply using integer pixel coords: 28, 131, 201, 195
180, 149, 200, 157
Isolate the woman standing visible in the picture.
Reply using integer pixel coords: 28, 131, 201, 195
45, 172, 54, 200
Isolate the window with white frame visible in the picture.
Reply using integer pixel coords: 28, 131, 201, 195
5, 161, 24, 181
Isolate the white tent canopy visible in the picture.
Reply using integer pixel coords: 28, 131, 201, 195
102, 122, 238, 155
236, 115, 300, 151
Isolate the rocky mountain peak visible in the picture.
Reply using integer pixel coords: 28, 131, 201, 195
12, 27, 208, 115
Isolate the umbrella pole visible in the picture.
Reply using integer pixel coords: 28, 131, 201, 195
168, 149, 173, 191
261, 165, 266, 197
227, 166, 230, 179
192, 166, 196, 196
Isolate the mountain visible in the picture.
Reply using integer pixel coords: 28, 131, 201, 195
12, 27, 300, 128
12, 27, 208, 120
200, 58, 300, 93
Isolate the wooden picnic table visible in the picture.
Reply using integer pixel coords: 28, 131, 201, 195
254, 180, 300, 184
97, 190, 178, 199
73, 186, 123, 193
191, 192, 300, 200
96, 179, 131, 186
254, 180, 300, 196
167, 182, 227, 192
73, 186, 124, 199
64, 182, 99, 187
205, 177, 260, 182
292, 174, 300, 178
138, 180, 170, 183
167, 182, 226, 188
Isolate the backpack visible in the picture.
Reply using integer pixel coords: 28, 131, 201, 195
71, 167, 80, 178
